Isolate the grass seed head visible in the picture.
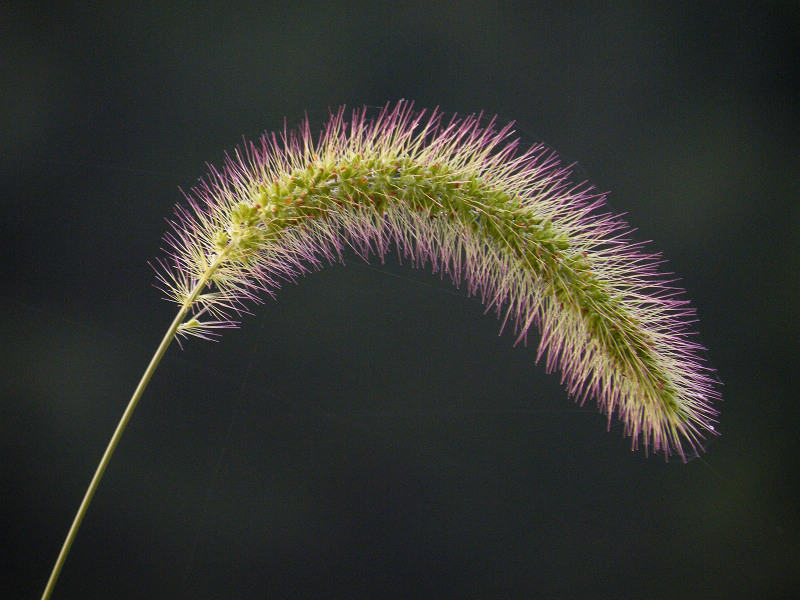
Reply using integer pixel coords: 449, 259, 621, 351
158, 101, 719, 459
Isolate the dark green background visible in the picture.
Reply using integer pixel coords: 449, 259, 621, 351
2, 2, 798, 598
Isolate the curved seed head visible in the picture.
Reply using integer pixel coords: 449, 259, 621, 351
157, 101, 719, 460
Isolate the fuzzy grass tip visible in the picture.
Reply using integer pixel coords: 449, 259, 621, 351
157, 101, 718, 459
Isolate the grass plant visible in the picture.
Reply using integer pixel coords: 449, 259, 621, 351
41, 102, 718, 599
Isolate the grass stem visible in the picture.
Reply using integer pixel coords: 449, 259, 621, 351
40, 306, 187, 600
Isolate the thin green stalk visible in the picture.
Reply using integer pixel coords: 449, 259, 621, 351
41, 248, 231, 600
40, 306, 185, 600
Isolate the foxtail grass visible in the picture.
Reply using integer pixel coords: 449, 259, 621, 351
42, 101, 718, 599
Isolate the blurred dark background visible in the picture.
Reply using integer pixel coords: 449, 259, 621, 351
2, 2, 798, 598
